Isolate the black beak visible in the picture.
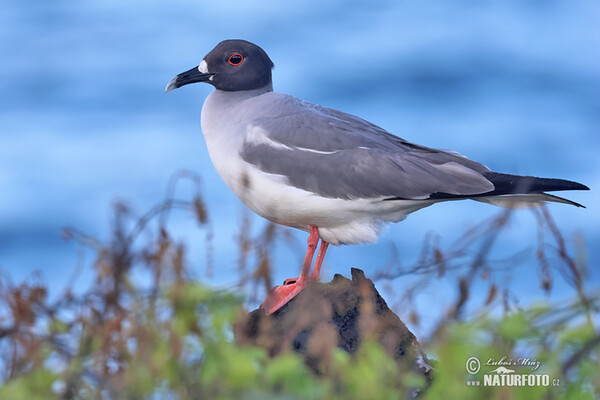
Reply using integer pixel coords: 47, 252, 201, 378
165, 66, 214, 93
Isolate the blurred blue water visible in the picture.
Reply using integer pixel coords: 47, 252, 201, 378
1, 0, 599, 335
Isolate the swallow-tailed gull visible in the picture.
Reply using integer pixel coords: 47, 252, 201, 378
166, 39, 589, 313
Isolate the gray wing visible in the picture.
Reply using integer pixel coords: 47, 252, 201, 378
241, 94, 494, 200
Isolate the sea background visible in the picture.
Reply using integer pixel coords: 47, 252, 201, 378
1, 0, 599, 337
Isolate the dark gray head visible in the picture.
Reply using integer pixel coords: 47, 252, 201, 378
165, 39, 274, 93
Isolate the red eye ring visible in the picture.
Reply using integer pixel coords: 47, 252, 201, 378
228, 53, 244, 66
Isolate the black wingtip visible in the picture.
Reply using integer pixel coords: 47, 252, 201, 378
559, 180, 590, 192
482, 172, 590, 194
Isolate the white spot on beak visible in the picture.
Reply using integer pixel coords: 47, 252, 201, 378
198, 60, 208, 73
198, 59, 214, 81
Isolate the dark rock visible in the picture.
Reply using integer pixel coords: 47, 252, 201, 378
235, 268, 432, 385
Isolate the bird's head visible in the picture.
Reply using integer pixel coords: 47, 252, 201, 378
165, 39, 274, 93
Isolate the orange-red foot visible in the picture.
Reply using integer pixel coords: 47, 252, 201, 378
261, 277, 307, 314
261, 226, 330, 315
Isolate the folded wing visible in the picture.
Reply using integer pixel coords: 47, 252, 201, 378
240, 93, 588, 204
241, 95, 494, 200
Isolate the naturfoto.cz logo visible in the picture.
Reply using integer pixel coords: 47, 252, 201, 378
465, 356, 560, 387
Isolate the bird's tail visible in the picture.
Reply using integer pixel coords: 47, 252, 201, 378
473, 193, 584, 208
473, 172, 589, 208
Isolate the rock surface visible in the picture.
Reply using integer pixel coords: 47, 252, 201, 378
235, 268, 432, 381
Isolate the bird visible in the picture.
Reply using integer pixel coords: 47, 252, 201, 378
166, 39, 589, 314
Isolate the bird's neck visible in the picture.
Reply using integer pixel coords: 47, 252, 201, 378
213, 83, 273, 101
201, 83, 274, 143
201, 83, 273, 130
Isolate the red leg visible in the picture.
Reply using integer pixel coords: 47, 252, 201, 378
310, 241, 329, 280
282, 226, 319, 285
261, 226, 321, 314
300, 226, 319, 280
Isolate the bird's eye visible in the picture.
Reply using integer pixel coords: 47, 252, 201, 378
228, 53, 244, 66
